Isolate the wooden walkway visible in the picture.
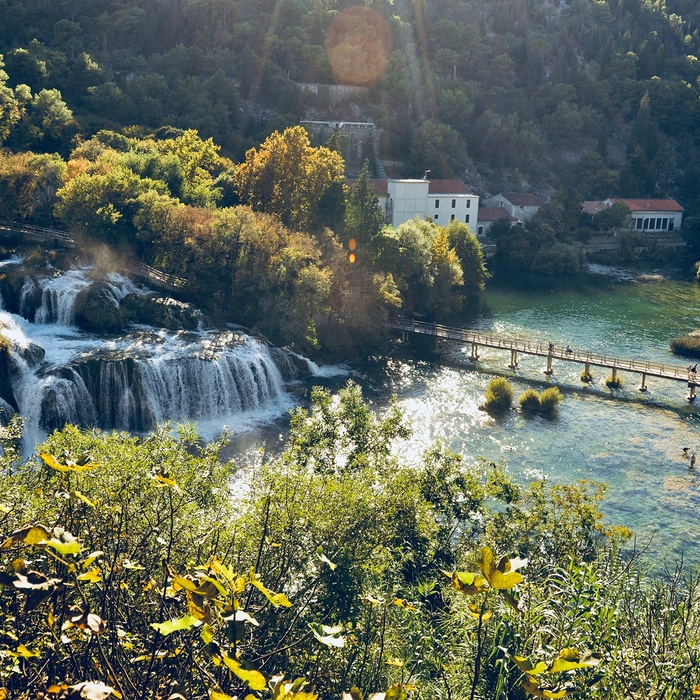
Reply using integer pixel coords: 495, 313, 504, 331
389, 319, 699, 399
0, 221, 185, 292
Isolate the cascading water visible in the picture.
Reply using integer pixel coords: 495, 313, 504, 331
0, 263, 331, 449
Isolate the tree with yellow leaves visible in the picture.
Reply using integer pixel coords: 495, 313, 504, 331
234, 125, 346, 233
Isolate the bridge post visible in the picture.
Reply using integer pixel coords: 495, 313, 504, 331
689, 383, 697, 402
612, 367, 618, 382
509, 350, 518, 370
639, 372, 647, 392
544, 353, 553, 375
470, 342, 479, 361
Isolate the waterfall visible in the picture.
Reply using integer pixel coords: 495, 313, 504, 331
0, 265, 340, 448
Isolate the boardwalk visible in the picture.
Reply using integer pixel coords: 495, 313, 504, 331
0, 221, 185, 292
388, 319, 699, 400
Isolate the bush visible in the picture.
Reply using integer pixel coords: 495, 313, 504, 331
539, 386, 563, 412
518, 388, 541, 412
484, 377, 513, 414
581, 368, 594, 382
605, 374, 623, 388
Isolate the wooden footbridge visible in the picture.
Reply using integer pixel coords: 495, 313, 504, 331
389, 319, 700, 401
0, 221, 185, 291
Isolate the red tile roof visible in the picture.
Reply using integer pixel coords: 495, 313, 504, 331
502, 192, 542, 206
428, 179, 472, 195
582, 201, 608, 216
478, 207, 517, 222
612, 198, 684, 213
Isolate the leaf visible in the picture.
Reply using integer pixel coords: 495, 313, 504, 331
509, 654, 549, 676
82, 551, 105, 569
450, 570, 489, 595
308, 622, 345, 647
0, 504, 10, 513
316, 546, 337, 571
2, 525, 51, 549
221, 653, 267, 690
548, 649, 602, 674
45, 537, 81, 556
210, 692, 235, 700
151, 614, 200, 636
249, 569, 292, 607
385, 657, 404, 666
40, 452, 99, 473
234, 610, 259, 626
522, 676, 568, 698
361, 594, 383, 604
392, 598, 418, 611
477, 547, 525, 590
342, 688, 363, 700
14, 643, 40, 658
466, 608, 493, 622
71, 490, 96, 507
384, 686, 408, 700
693, 686, 700, 696
78, 567, 103, 583
65, 681, 121, 699
150, 472, 183, 493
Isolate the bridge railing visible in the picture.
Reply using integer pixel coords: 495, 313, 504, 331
388, 319, 691, 380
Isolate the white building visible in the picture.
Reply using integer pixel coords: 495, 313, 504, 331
365, 178, 479, 228
582, 198, 684, 233
485, 192, 542, 222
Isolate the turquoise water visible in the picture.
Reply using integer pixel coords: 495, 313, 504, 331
355, 268, 700, 565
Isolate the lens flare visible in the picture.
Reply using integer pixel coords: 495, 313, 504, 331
325, 7, 392, 86
348, 238, 357, 251
348, 253, 357, 264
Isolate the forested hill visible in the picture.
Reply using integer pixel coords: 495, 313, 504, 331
1, 0, 699, 214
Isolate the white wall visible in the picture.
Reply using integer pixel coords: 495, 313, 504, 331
428, 194, 479, 228
387, 180, 429, 227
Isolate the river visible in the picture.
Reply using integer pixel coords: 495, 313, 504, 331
294, 266, 700, 566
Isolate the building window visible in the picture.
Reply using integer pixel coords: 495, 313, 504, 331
465, 215, 470, 223
435, 200, 440, 209
466, 200, 471, 208
434, 214, 439, 220
478, 226, 483, 235
669, 220, 674, 231
636, 218, 643, 230
643, 218, 649, 229
450, 214, 455, 221
655, 218, 662, 230
451, 199, 456, 208
662, 218, 668, 230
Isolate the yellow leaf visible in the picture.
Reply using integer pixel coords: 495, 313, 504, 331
450, 570, 489, 595
385, 657, 404, 667
221, 653, 267, 691
71, 490, 96, 507
522, 676, 567, 698
249, 569, 292, 607
82, 551, 105, 569
210, 691, 235, 700
392, 598, 418, 611
693, 686, 700, 695
0, 504, 10, 513
40, 452, 99, 472
78, 567, 103, 583
466, 608, 493, 622
478, 547, 525, 589
1, 525, 51, 549
14, 643, 40, 658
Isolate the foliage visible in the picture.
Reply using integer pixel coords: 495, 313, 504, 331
670, 332, 700, 358
234, 126, 346, 234
344, 160, 385, 247
445, 220, 489, 298
1, 386, 698, 698
483, 377, 513, 415
519, 388, 541, 413
605, 374, 623, 388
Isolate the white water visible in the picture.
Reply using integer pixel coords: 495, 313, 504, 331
0, 265, 338, 449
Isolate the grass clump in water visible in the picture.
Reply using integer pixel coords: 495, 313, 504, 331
518, 387, 563, 415
518, 389, 541, 413
484, 377, 512, 414
581, 369, 594, 383
606, 374, 623, 389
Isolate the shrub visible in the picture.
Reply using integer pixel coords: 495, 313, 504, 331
518, 388, 541, 412
581, 368, 594, 382
484, 377, 513, 414
539, 386, 563, 413
605, 374, 623, 388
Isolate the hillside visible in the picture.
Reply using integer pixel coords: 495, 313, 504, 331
0, 0, 699, 216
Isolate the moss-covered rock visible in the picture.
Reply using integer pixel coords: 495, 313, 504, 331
121, 293, 204, 331
670, 330, 700, 359
74, 282, 126, 333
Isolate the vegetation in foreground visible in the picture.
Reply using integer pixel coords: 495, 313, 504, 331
1, 383, 698, 699
670, 332, 700, 359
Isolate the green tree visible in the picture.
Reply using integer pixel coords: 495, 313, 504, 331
344, 159, 385, 247
445, 220, 489, 298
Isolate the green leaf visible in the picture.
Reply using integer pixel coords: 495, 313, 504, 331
450, 570, 489, 595
249, 569, 292, 607
547, 650, 602, 674
308, 622, 345, 647
45, 537, 81, 556
509, 654, 549, 676
151, 614, 200, 636
316, 546, 337, 570
221, 653, 267, 690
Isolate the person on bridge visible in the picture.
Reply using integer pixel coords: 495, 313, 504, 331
565, 344, 572, 354
548, 342, 554, 353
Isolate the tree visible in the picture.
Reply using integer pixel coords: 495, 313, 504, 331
344, 159, 385, 247
234, 125, 346, 233
593, 201, 631, 231
445, 220, 489, 298
409, 119, 467, 178
429, 228, 463, 317
0, 54, 24, 144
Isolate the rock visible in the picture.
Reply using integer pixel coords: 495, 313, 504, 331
121, 293, 204, 331
74, 282, 126, 333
